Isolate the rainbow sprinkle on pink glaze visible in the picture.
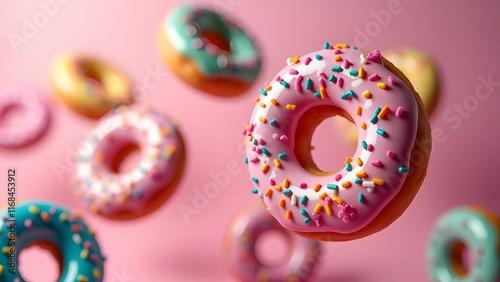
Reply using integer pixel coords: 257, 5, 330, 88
243, 43, 418, 234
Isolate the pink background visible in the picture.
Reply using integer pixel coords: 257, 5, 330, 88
1, 0, 500, 281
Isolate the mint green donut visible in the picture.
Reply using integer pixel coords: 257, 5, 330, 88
163, 4, 261, 82
427, 207, 500, 282
0, 202, 104, 282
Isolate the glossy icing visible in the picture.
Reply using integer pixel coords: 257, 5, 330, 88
163, 5, 260, 82
73, 105, 182, 217
427, 207, 500, 282
227, 202, 321, 282
0, 87, 50, 148
0, 202, 104, 281
244, 43, 418, 234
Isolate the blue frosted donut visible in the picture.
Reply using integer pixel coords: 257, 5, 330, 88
427, 206, 500, 282
0, 202, 104, 282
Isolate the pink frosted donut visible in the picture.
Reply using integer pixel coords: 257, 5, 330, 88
225, 202, 321, 282
243, 43, 431, 241
0, 87, 50, 148
73, 105, 185, 219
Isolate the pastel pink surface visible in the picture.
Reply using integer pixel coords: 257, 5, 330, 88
1, 0, 500, 281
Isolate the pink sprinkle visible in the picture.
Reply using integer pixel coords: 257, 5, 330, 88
255, 148, 262, 154
299, 183, 307, 189
325, 197, 333, 204
250, 157, 259, 163
334, 49, 342, 54
388, 76, 396, 85
269, 178, 276, 185
248, 124, 254, 132
371, 160, 382, 167
90, 254, 99, 264
368, 74, 380, 81
192, 38, 203, 49
311, 212, 321, 219
366, 49, 382, 63
367, 144, 374, 152
289, 69, 298, 75
275, 76, 282, 82
24, 219, 33, 228
337, 77, 344, 88
205, 44, 218, 54
395, 107, 404, 117
83, 241, 92, 249
252, 147, 257, 152
305, 57, 312, 65
272, 133, 279, 140
387, 151, 395, 159
316, 219, 322, 227
242, 129, 247, 136
318, 78, 326, 88
279, 135, 288, 141
296, 75, 304, 84
319, 72, 327, 79
294, 82, 302, 92
259, 138, 265, 145
343, 59, 352, 69
334, 174, 342, 181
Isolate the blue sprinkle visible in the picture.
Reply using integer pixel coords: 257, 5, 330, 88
300, 208, 308, 216
283, 189, 292, 195
244, 157, 248, 164
346, 163, 352, 171
373, 107, 382, 116
315, 54, 323, 60
355, 178, 362, 184
253, 138, 258, 145
314, 92, 321, 98
304, 217, 312, 224
398, 166, 409, 173
376, 128, 386, 136
278, 153, 288, 159
306, 78, 312, 90
132, 190, 142, 198
261, 147, 270, 156
252, 177, 259, 183
353, 46, 358, 50
251, 188, 258, 194
270, 119, 278, 126
348, 89, 356, 98
300, 195, 308, 205
370, 116, 378, 124
350, 70, 359, 76
326, 184, 338, 190
260, 88, 267, 96
329, 74, 336, 83
340, 93, 350, 100
361, 141, 368, 150
280, 80, 290, 88
331, 66, 343, 72
324, 42, 330, 49
358, 193, 365, 203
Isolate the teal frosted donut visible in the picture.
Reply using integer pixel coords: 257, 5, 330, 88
427, 207, 500, 282
0, 202, 104, 282
158, 4, 261, 96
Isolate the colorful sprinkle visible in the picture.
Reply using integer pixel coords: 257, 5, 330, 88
329, 74, 336, 83
346, 163, 352, 171
326, 184, 338, 190
376, 128, 386, 136
273, 159, 282, 168
331, 66, 343, 72
378, 106, 390, 118
280, 80, 290, 88
356, 157, 364, 166
260, 88, 267, 95
264, 189, 273, 197
314, 184, 322, 192
395, 107, 404, 117
356, 106, 362, 116
261, 164, 270, 173
305, 78, 313, 90
286, 210, 292, 220
399, 166, 409, 173
373, 178, 384, 185
371, 160, 382, 167
286, 104, 296, 110
300, 195, 308, 205
358, 193, 365, 203
388, 76, 396, 85
387, 151, 395, 159
291, 194, 297, 205
341, 181, 351, 188
358, 67, 366, 79
377, 82, 388, 89
361, 141, 368, 150
368, 74, 380, 81
362, 90, 372, 98
315, 54, 323, 60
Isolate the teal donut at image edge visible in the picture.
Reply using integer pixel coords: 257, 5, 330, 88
427, 207, 500, 282
164, 5, 261, 82
0, 202, 104, 282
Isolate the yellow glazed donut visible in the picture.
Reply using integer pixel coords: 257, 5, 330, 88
50, 54, 132, 118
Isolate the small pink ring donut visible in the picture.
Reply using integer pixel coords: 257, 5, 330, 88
0, 87, 50, 148
226, 202, 321, 282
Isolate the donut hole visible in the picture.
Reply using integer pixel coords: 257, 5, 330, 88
255, 229, 292, 267
0, 104, 25, 127
201, 30, 231, 53
296, 105, 357, 175
450, 241, 472, 277
109, 143, 142, 173
18, 241, 62, 281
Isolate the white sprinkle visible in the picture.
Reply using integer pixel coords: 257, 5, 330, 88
291, 194, 297, 206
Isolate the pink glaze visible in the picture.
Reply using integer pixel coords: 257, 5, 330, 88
227, 202, 321, 282
244, 44, 418, 234
73, 105, 182, 217
0, 87, 50, 148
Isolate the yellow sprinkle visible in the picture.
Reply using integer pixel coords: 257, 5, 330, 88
259, 103, 266, 108
360, 122, 367, 130
77, 275, 89, 282
356, 171, 368, 178
342, 181, 351, 188
313, 184, 322, 192
334, 55, 343, 62
358, 67, 366, 79
274, 159, 282, 168
262, 164, 270, 173
90, 204, 99, 213
278, 198, 286, 207
93, 268, 101, 279
274, 185, 282, 192
118, 194, 127, 205
2, 247, 11, 254
283, 178, 290, 188
259, 117, 267, 123
59, 213, 68, 222
248, 136, 253, 142
160, 127, 170, 136
332, 196, 344, 204
325, 204, 333, 215
289, 56, 300, 64
318, 192, 327, 200
314, 204, 323, 213
167, 145, 176, 155
28, 204, 39, 215
254, 96, 260, 103
264, 188, 273, 197
356, 157, 364, 166
334, 43, 350, 49
265, 85, 272, 91
0, 265, 3, 275
377, 82, 388, 89
356, 106, 362, 116
319, 87, 326, 99
373, 178, 384, 185
80, 248, 89, 259
271, 98, 278, 105
344, 157, 352, 164
362, 90, 372, 98
378, 106, 390, 118
286, 104, 296, 110
286, 210, 292, 220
